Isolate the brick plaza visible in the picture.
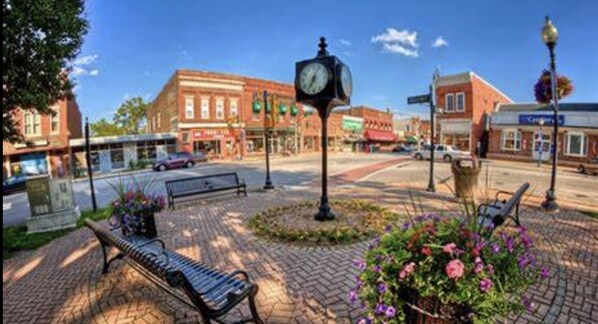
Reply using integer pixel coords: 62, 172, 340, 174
3, 186, 597, 324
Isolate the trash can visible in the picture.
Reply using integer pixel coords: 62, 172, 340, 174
451, 158, 482, 198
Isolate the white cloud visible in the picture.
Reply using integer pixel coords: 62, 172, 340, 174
339, 39, 352, 47
71, 66, 87, 76
89, 69, 99, 76
371, 28, 419, 58
432, 36, 449, 48
74, 54, 99, 66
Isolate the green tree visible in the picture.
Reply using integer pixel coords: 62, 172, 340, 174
3, 0, 88, 143
113, 97, 148, 135
89, 118, 124, 137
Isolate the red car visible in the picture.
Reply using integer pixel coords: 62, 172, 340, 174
153, 152, 205, 171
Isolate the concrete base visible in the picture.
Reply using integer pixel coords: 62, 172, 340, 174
27, 207, 80, 234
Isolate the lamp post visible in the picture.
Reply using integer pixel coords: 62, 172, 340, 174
262, 90, 274, 190
84, 118, 98, 212
537, 118, 545, 167
541, 16, 560, 212
427, 71, 441, 192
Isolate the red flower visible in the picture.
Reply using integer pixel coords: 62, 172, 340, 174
422, 247, 433, 256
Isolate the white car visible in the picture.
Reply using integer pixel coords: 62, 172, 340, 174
413, 145, 471, 162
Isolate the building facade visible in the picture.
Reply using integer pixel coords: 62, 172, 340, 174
394, 116, 431, 146
488, 103, 598, 166
147, 70, 306, 159
435, 72, 512, 154
337, 106, 396, 151
3, 98, 82, 178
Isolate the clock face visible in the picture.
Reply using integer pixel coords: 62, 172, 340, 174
340, 65, 353, 97
299, 62, 329, 95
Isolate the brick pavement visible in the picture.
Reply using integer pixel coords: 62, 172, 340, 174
3, 187, 597, 324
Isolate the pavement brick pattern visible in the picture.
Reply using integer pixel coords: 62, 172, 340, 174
3, 187, 597, 324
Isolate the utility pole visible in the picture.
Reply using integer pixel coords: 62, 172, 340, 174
84, 118, 97, 212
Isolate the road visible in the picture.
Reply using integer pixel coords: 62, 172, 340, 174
3, 153, 597, 227
2, 153, 400, 227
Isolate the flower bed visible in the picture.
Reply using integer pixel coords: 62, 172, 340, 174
248, 200, 401, 245
351, 215, 549, 323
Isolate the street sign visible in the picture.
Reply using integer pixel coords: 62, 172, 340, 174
407, 94, 431, 105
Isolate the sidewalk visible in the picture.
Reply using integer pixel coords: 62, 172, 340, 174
3, 187, 597, 323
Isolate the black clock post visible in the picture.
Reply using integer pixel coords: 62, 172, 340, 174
295, 37, 352, 221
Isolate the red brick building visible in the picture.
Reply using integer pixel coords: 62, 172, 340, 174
147, 70, 306, 159
435, 72, 512, 154
336, 106, 395, 151
488, 103, 598, 166
3, 98, 82, 178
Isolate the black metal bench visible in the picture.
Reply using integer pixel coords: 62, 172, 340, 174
85, 219, 263, 324
165, 172, 247, 209
477, 182, 530, 233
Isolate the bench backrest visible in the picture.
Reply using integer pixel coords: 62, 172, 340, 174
165, 172, 240, 194
497, 182, 530, 217
85, 220, 185, 287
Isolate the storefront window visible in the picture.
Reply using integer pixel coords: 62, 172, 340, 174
110, 144, 125, 169
566, 132, 586, 157
501, 130, 521, 151
194, 140, 221, 155
136, 141, 158, 161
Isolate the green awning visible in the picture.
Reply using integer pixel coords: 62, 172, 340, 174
406, 135, 419, 144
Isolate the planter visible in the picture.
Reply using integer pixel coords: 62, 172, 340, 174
404, 293, 473, 324
120, 213, 158, 239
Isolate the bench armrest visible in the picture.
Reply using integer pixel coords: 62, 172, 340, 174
198, 270, 250, 296
238, 178, 246, 186
477, 203, 501, 215
134, 238, 167, 251
494, 190, 512, 203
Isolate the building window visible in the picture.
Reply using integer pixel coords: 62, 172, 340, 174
230, 98, 238, 117
456, 93, 465, 112
201, 97, 210, 119
157, 113, 161, 129
216, 98, 224, 120
445, 94, 455, 112
501, 129, 521, 151
51, 107, 60, 133
565, 132, 586, 157
185, 96, 195, 119
24, 112, 41, 136
182, 132, 190, 143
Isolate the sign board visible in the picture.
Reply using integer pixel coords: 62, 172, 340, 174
407, 94, 431, 105
26, 176, 52, 217
49, 178, 75, 213
519, 114, 564, 126
342, 116, 364, 132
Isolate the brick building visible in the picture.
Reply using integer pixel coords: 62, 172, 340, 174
147, 70, 306, 159
337, 106, 395, 151
3, 98, 82, 178
394, 116, 431, 146
488, 103, 598, 166
435, 72, 512, 154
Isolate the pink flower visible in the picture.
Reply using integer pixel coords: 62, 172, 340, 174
480, 278, 493, 292
399, 262, 416, 280
421, 247, 433, 256
445, 259, 465, 280
443, 243, 457, 254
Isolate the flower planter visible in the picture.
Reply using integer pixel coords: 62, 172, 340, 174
403, 291, 473, 324
122, 213, 158, 239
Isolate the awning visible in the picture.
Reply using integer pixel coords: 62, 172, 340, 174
364, 130, 396, 142
406, 135, 419, 144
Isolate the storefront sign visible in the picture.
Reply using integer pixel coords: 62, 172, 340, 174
519, 114, 564, 126
193, 129, 231, 139
342, 116, 363, 132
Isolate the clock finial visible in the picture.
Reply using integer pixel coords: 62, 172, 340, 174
317, 37, 329, 57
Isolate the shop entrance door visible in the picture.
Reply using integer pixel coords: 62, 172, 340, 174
533, 131, 551, 162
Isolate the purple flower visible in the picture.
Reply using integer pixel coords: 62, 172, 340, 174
506, 237, 515, 253
487, 264, 495, 275
402, 221, 410, 231
480, 278, 493, 292
357, 317, 373, 324
474, 263, 484, 274
522, 296, 535, 312
541, 267, 550, 279
518, 255, 528, 269
384, 225, 393, 232
491, 243, 501, 254
348, 290, 358, 304
385, 306, 397, 318
375, 303, 387, 315
377, 283, 387, 294
373, 265, 382, 273
454, 248, 465, 256
353, 260, 366, 271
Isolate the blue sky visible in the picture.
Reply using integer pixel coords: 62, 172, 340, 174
73, 0, 598, 121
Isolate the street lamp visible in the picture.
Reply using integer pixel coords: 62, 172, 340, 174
84, 117, 98, 212
536, 118, 545, 167
541, 16, 560, 212
427, 71, 441, 192
262, 90, 275, 190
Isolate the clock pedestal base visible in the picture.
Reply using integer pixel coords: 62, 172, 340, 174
315, 198, 336, 221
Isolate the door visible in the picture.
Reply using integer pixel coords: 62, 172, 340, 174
533, 132, 551, 161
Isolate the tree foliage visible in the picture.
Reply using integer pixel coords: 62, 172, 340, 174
113, 97, 148, 135
89, 118, 125, 137
3, 0, 88, 143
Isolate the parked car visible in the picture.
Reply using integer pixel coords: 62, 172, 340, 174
413, 145, 471, 162
2, 174, 28, 195
578, 158, 598, 175
153, 152, 204, 172
392, 144, 414, 153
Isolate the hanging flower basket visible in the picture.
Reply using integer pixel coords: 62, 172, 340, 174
290, 104, 299, 117
534, 69, 573, 104
278, 104, 288, 115
252, 100, 261, 113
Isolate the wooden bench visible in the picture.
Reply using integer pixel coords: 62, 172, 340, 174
85, 219, 263, 324
165, 172, 247, 209
477, 182, 530, 233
